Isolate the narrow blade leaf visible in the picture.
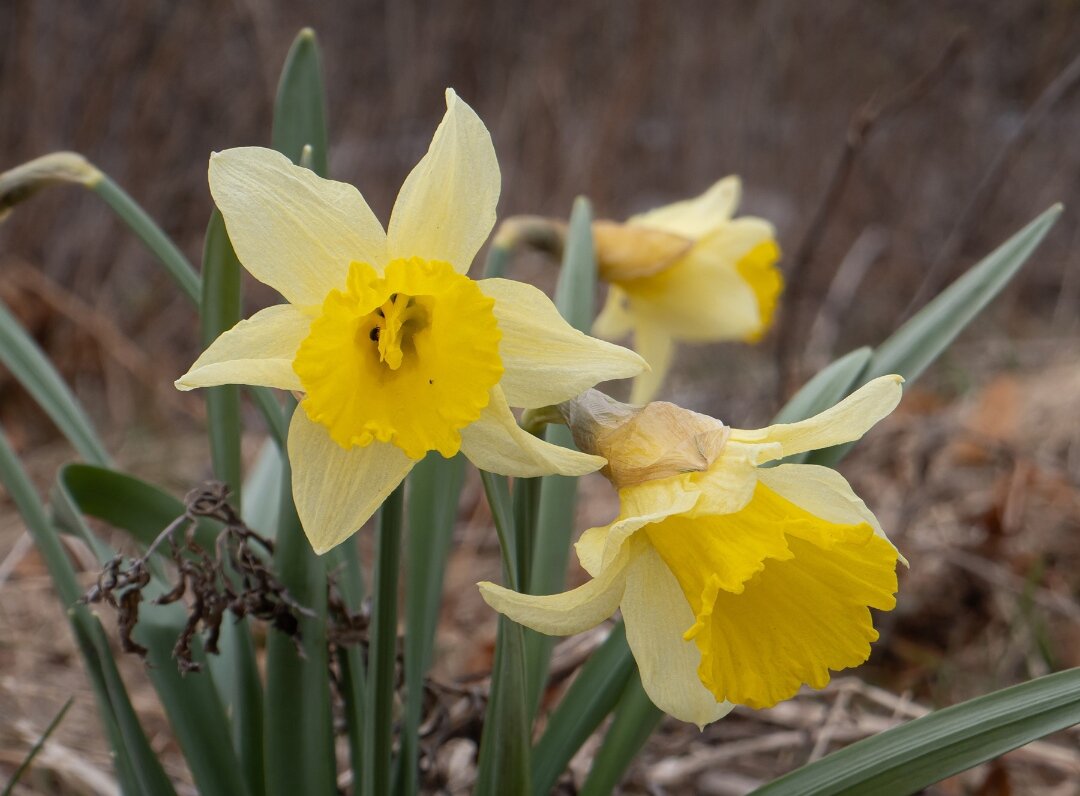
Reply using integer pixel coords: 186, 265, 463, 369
0, 298, 110, 466
752, 668, 1080, 796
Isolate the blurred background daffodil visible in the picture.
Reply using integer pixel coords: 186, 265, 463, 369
592, 176, 783, 403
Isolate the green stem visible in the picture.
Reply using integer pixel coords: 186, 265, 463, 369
475, 472, 531, 795
399, 453, 466, 795
512, 476, 540, 594
264, 433, 334, 796
579, 673, 663, 796
363, 485, 405, 796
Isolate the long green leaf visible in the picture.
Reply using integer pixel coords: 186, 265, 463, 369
475, 472, 532, 796
272, 28, 329, 176
809, 206, 1061, 467
531, 622, 636, 795
867, 205, 1061, 386
525, 197, 596, 716
264, 435, 334, 796
578, 672, 663, 796
54, 464, 217, 551
552, 197, 597, 334
362, 485, 405, 796
753, 667, 1080, 796
136, 616, 252, 796
200, 210, 243, 493
399, 453, 466, 795
0, 298, 110, 466
0, 427, 175, 795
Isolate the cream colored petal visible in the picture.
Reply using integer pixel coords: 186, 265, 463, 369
478, 278, 645, 408
574, 524, 609, 578
628, 321, 674, 404
592, 285, 634, 340
629, 176, 741, 238
622, 220, 776, 342
598, 478, 702, 572
757, 463, 905, 561
688, 439, 776, 517
731, 375, 903, 460
288, 407, 414, 554
387, 89, 500, 274
459, 386, 605, 477
478, 546, 629, 636
176, 304, 309, 391
622, 542, 734, 728
209, 147, 387, 306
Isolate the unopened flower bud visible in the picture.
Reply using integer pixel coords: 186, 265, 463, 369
559, 389, 729, 489
591, 220, 693, 282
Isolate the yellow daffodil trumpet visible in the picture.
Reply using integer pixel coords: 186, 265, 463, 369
592, 176, 784, 403
176, 89, 645, 554
479, 375, 904, 727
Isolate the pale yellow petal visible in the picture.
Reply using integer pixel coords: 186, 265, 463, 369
757, 463, 905, 562
628, 321, 674, 404
387, 89, 499, 273
478, 545, 629, 636
629, 176, 741, 238
574, 523, 609, 577
592, 285, 634, 340
622, 541, 734, 727
478, 278, 645, 408
731, 375, 903, 460
596, 477, 702, 572
176, 304, 309, 391
688, 439, 776, 516
288, 407, 414, 554
209, 147, 387, 306
459, 386, 605, 477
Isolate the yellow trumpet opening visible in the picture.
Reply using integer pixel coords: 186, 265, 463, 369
646, 482, 898, 709
293, 257, 503, 460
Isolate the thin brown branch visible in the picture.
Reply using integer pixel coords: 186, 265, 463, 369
905, 48, 1080, 316
774, 31, 968, 401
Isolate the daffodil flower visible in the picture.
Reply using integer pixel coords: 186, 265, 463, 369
479, 376, 903, 727
592, 176, 783, 403
177, 90, 645, 553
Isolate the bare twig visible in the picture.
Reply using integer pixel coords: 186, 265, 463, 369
774, 31, 968, 400
905, 49, 1080, 316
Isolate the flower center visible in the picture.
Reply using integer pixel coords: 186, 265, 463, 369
293, 257, 503, 459
367, 291, 432, 371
